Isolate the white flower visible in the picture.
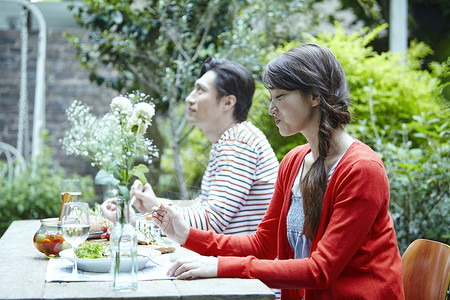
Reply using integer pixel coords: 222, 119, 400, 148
110, 96, 132, 114
127, 114, 138, 129
61, 92, 158, 189
134, 102, 155, 122
138, 123, 148, 135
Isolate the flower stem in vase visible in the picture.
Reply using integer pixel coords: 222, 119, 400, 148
110, 196, 138, 292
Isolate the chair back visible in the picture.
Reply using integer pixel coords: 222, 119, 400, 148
402, 239, 450, 300
0, 142, 27, 179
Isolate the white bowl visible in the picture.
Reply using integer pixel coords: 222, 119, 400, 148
59, 249, 154, 273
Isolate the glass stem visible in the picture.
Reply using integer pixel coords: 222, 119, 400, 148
73, 246, 78, 275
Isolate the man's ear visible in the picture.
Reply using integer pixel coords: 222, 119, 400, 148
222, 95, 237, 111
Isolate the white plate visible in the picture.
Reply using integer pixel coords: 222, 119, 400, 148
59, 248, 160, 273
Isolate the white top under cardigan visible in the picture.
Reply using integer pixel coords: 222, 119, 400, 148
287, 146, 351, 258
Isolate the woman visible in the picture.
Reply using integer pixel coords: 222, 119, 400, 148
152, 43, 404, 299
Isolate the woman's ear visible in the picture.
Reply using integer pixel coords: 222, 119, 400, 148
311, 92, 320, 107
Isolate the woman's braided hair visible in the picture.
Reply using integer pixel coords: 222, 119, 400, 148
262, 43, 351, 239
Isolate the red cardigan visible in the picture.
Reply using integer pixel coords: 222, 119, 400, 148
184, 140, 404, 299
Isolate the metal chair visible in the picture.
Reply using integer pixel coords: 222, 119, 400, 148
402, 239, 450, 300
0, 142, 27, 179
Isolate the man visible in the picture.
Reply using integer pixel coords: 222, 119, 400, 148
102, 58, 278, 234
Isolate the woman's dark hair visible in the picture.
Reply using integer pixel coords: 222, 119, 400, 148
201, 57, 255, 122
262, 43, 351, 240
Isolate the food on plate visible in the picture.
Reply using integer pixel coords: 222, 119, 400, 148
141, 244, 176, 254
77, 241, 110, 259
79, 238, 175, 258
137, 227, 156, 245
133, 212, 157, 245
88, 215, 114, 239
89, 215, 114, 233
100, 225, 110, 240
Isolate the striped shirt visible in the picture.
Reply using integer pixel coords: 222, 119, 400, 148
178, 121, 279, 234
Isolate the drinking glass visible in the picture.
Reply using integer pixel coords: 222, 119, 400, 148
60, 202, 90, 276
61, 179, 82, 202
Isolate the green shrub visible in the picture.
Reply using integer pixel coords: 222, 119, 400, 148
0, 145, 96, 237
357, 112, 449, 252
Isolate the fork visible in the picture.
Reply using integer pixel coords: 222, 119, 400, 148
138, 250, 164, 267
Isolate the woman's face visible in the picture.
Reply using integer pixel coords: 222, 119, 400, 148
268, 89, 319, 137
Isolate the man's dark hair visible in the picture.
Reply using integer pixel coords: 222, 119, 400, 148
200, 57, 255, 122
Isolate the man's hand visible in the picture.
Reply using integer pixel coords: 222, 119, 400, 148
130, 179, 161, 213
100, 198, 117, 222
100, 198, 136, 223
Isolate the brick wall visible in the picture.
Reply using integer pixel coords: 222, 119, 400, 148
0, 28, 118, 176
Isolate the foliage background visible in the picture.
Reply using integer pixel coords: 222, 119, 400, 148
0, 134, 97, 236
1, 1, 448, 253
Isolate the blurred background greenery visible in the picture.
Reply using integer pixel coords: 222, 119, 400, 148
0, 0, 448, 253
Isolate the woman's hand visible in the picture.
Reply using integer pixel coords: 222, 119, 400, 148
130, 180, 160, 213
152, 203, 190, 245
167, 255, 218, 279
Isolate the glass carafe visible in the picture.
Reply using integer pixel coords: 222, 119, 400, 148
109, 196, 138, 291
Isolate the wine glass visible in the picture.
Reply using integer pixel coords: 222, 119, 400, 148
61, 179, 82, 202
60, 202, 90, 276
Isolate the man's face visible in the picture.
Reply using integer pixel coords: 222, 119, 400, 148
185, 70, 223, 129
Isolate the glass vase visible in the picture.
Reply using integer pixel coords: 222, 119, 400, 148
110, 196, 138, 292
33, 218, 71, 258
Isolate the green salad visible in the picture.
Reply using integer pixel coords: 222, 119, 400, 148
77, 241, 110, 259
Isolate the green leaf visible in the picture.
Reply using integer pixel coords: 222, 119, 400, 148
113, 168, 123, 181
120, 170, 128, 183
117, 185, 130, 201
94, 169, 120, 186
130, 164, 149, 185
112, 11, 123, 24
413, 133, 427, 139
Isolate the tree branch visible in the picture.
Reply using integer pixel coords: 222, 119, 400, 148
123, 61, 162, 95
192, 0, 221, 61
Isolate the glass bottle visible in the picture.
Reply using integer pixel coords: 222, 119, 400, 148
109, 196, 138, 291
